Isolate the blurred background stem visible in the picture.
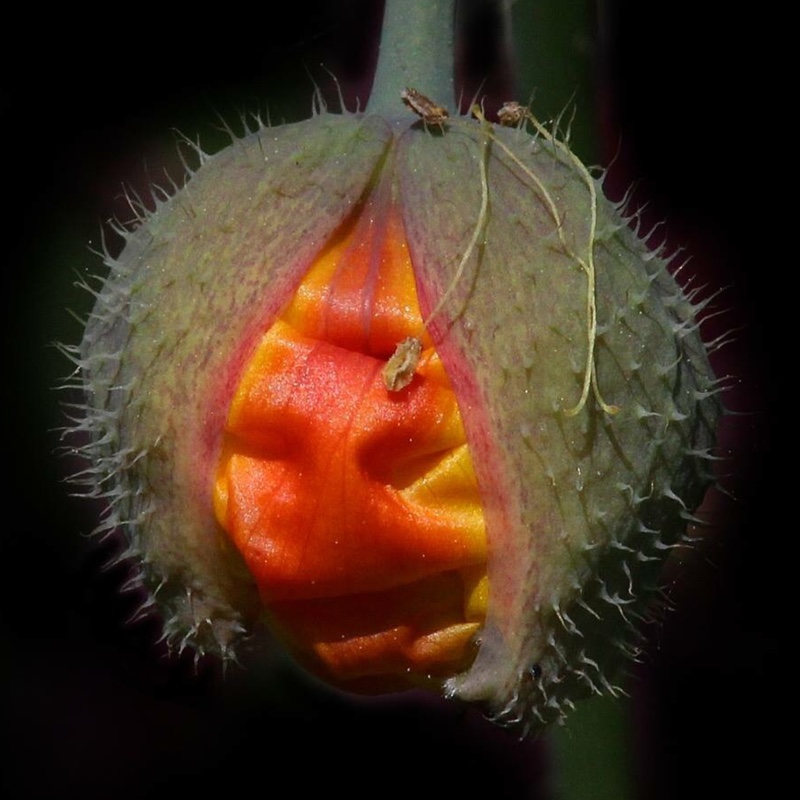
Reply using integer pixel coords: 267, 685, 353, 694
547, 696, 634, 800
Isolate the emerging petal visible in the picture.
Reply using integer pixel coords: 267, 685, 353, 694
213, 183, 488, 690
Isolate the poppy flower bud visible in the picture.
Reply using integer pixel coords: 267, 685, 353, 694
70, 9, 720, 727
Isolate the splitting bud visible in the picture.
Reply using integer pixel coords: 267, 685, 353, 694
70, 85, 720, 730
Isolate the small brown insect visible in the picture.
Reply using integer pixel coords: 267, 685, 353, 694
401, 88, 449, 126
383, 337, 423, 392
497, 101, 531, 127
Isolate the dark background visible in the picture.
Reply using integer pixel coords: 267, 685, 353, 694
3, 2, 783, 798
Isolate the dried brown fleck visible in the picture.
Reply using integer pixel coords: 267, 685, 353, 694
383, 337, 423, 392
401, 88, 449, 126
497, 101, 531, 127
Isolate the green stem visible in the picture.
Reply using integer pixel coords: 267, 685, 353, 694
366, 0, 456, 115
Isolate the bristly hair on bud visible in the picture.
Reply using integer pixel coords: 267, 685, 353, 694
60, 2, 724, 736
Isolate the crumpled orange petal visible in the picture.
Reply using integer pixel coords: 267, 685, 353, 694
214, 196, 488, 690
